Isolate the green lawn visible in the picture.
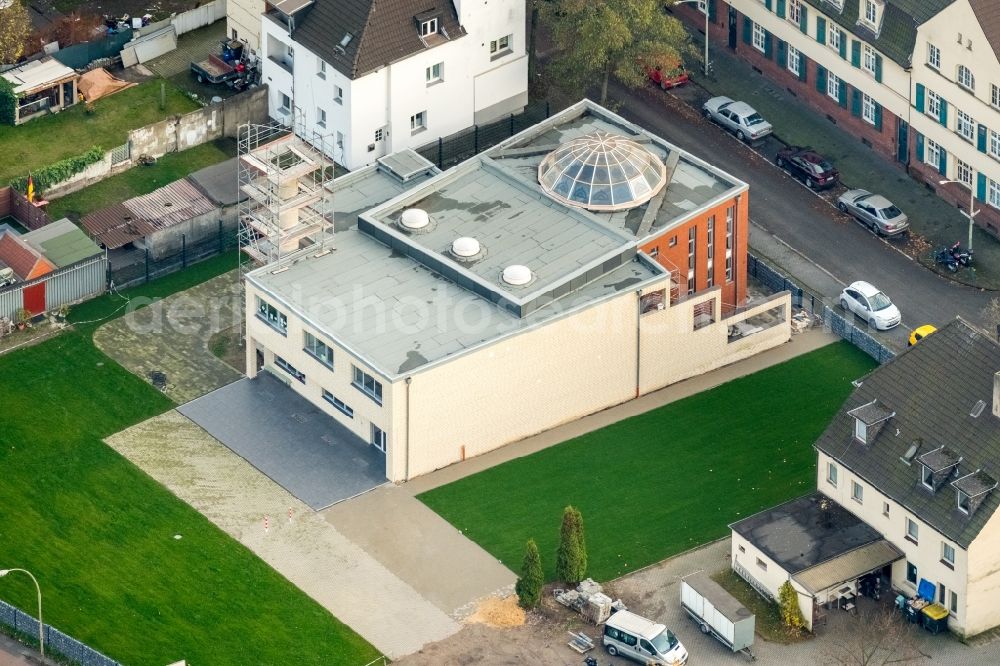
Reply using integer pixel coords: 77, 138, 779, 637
0, 255, 380, 665
47, 139, 236, 221
1, 80, 198, 186
419, 343, 877, 582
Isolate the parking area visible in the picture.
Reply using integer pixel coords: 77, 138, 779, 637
178, 373, 388, 509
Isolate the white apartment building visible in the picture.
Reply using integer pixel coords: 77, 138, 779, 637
257, 0, 528, 169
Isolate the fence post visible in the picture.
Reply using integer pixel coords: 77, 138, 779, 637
474, 125, 479, 154
437, 137, 443, 169
509, 113, 515, 136
144, 247, 150, 283
182, 234, 187, 269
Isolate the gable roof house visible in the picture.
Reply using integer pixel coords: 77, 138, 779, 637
257, 0, 527, 170
732, 318, 1000, 638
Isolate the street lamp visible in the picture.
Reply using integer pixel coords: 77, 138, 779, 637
939, 179, 979, 252
0, 569, 44, 661
674, 0, 710, 78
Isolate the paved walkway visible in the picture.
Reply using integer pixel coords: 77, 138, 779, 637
0, 633, 36, 666
104, 410, 459, 659
93, 271, 243, 403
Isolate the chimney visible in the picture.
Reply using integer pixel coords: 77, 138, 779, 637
994, 371, 1000, 418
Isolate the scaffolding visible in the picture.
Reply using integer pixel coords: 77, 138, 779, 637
237, 121, 337, 279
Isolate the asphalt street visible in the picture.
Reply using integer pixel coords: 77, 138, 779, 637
606, 79, 995, 349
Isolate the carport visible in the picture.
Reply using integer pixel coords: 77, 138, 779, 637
178, 372, 387, 509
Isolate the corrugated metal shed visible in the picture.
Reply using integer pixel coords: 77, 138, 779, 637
123, 178, 216, 228
82, 203, 156, 250
793, 540, 903, 594
1, 58, 77, 95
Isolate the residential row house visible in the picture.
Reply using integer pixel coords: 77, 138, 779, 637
675, 0, 1000, 236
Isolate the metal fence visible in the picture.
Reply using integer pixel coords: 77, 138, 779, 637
747, 252, 895, 364
109, 143, 130, 166
0, 599, 121, 666
415, 101, 553, 170
110, 226, 240, 289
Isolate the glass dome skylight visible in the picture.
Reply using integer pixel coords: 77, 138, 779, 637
537, 131, 667, 212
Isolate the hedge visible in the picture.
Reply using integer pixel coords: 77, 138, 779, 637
10, 146, 104, 194
0, 77, 16, 126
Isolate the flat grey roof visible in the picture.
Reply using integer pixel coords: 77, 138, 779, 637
189, 158, 244, 207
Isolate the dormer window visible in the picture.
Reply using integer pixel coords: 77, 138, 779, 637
921, 464, 934, 490
854, 419, 867, 442
957, 490, 971, 515
420, 18, 438, 37
847, 400, 894, 445
860, 0, 882, 32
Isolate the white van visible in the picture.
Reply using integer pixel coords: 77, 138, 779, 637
602, 610, 688, 665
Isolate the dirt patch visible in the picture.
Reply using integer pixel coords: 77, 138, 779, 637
208, 325, 246, 373
466, 595, 525, 629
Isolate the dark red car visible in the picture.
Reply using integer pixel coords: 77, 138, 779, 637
775, 146, 839, 190
645, 59, 690, 90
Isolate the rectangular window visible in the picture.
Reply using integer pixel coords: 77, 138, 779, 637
669, 235, 677, 248
706, 216, 714, 288
990, 130, 1000, 159
862, 94, 876, 125
927, 90, 941, 119
490, 34, 512, 54
862, 44, 877, 74
957, 66, 975, 91
371, 424, 387, 452
906, 561, 918, 584
725, 206, 734, 283
882, 501, 890, 516
316, 107, 326, 128
956, 109, 975, 141
334, 86, 343, 104
419, 18, 438, 37
991, 179, 1000, 209
956, 159, 973, 187
950, 591, 958, 614
756, 557, 767, 571
738, 544, 746, 554
828, 25, 842, 53
927, 43, 941, 69
426, 62, 443, 84
906, 517, 919, 544
274, 355, 305, 383
787, 45, 801, 76
256, 297, 287, 333
942, 541, 956, 566
827, 71, 840, 100
279, 92, 291, 113
322, 389, 354, 418
687, 226, 696, 294
864, 0, 877, 24
410, 110, 426, 132
854, 419, 867, 442
304, 331, 333, 368
752, 23, 766, 53
827, 461, 838, 486
851, 480, 864, 503
317, 60, 326, 78
939, 583, 947, 605
992, 83, 1000, 109
352, 365, 383, 404
336, 131, 344, 149
788, 0, 800, 23
925, 138, 942, 168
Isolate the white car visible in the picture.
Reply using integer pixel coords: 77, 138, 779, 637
702, 96, 773, 142
840, 281, 901, 330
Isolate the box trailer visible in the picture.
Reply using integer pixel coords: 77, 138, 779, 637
680, 573, 755, 661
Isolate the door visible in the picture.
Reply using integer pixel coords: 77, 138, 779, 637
255, 348, 264, 373
728, 6, 737, 50
896, 119, 909, 163
22, 282, 45, 315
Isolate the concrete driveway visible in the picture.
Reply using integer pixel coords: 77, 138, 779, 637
179, 373, 387, 510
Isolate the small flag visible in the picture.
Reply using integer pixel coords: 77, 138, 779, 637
26, 173, 34, 203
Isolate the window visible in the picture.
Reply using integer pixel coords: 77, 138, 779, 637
926, 90, 942, 119
788, 0, 800, 23
256, 297, 287, 333
752, 23, 766, 53
371, 424, 387, 452
993, 83, 1000, 109
756, 557, 767, 571
906, 561, 918, 584
279, 92, 291, 113
827, 461, 838, 486
697, 0, 707, 13
322, 390, 354, 418
942, 542, 956, 566
669, 235, 677, 248
827, 71, 840, 100
956, 109, 975, 142
334, 86, 343, 104
725, 206, 734, 282
706, 216, 714, 288
687, 226, 696, 294
863, 0, 877, 26
958, 490, 972, 514
906, 517, 919, 544
851, 480, 864, 503
862, 44, 877, 75
419, 18, 438, 37
828, 25, 842, 53
882, 501, 890, 517
991, 179, 1000, 209
316, 107, 326, 128
352, 365, 383, 404
304, 331, 333, 367
862, 93, 877, 125
787, 45, 801, 76
957, 65, 975, 91
927, 43, 941, 69
425, 62, 442, 84
336, 131, 344, 149
649, 246, 659, 258
374, 127, 384, 142
925, 138, 942, 168
410, 110, 426, 133
232, 28, 238, 40
956, 159, 973, 187
990, 130, 1000, 159
274, 355, 305, 383
738, 544, 746, 554
950, 591, 958, 614
317, 60, 326, 79
854, 419, 867, 442
939, 583, 947, 605
490, 34, 512, 55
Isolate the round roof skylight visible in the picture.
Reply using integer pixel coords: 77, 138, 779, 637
537, 130, 667, 212
502, 264, 532, 286
400, 208, 430, 230
451, 237, 481, 258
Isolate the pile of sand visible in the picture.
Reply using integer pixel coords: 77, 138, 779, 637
465, 595, 526, 628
